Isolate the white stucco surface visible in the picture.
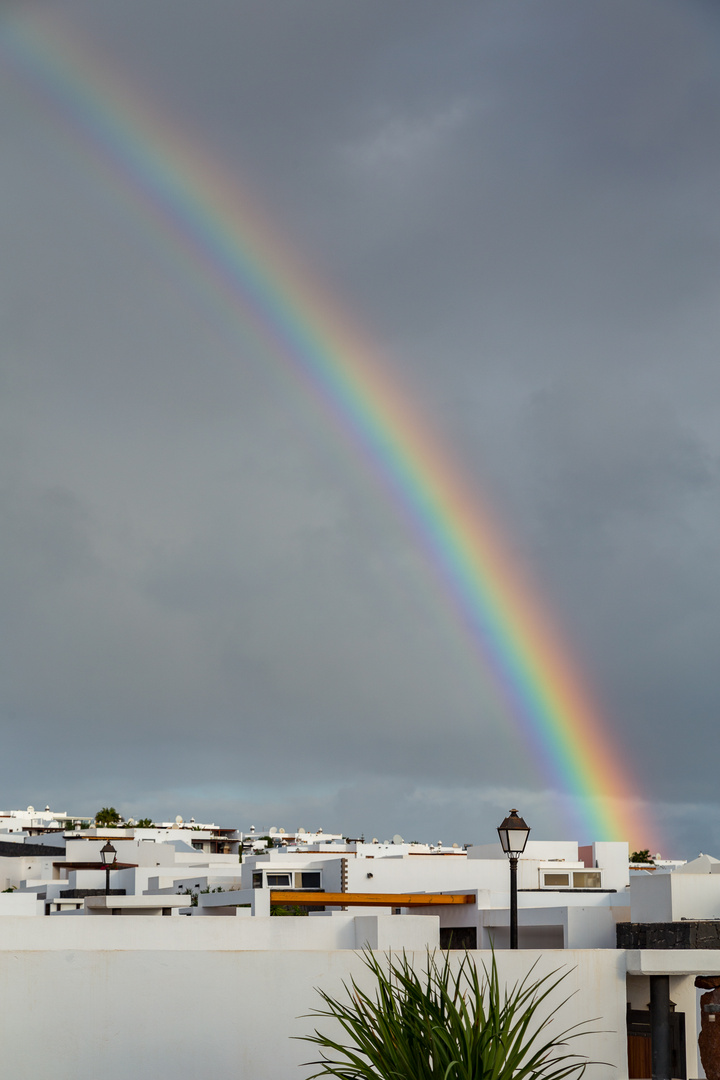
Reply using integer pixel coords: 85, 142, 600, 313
630, 871, 720, 922
0, 920, 627, 1080
0, 892, 44, 916
625, 948, 720, 975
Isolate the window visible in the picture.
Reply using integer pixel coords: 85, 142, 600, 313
540, 870, 602, 889
252, 872, 262, 889
573, 871, 601, 888
266, 873, 291, 887
542, 873, 570, 887
299, 871, 322, 889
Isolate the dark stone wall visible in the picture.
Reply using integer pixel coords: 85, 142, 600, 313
0, 840, 65, 857
617, 922, 720, 949
62, 888, 126, 898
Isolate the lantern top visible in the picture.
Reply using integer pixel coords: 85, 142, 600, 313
100, 840, 117, 866
497, 809, 530, 858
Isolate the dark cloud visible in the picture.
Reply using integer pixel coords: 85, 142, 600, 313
0, 0, 718, 855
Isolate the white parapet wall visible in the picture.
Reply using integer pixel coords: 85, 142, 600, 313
630, 869, 720, 923
0, 892, 45, 916
0, 917, 628, 1080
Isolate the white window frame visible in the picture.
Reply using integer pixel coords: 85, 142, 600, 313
265, 872, 292, 888
539, 869, 603, 889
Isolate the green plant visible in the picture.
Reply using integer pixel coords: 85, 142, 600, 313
300, 949, 601, 1080
135, 818, 154, 829
630, 850, 653, 864
94, 807, 121, 827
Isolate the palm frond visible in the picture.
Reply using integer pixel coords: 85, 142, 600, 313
298, 948, 608, 1080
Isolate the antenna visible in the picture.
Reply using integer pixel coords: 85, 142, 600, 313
392, 834, 403, 845
269, 827, 278, 835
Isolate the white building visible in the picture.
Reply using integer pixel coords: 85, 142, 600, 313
6, 810, 720, 1076
0, 812, 242, 915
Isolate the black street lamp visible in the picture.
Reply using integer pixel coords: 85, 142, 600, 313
497, 809, 530, 949
100, 840, 117, 897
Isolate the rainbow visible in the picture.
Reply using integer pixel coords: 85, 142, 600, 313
0, 12, 656, 846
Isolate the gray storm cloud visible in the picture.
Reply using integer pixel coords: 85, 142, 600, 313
0, 0, 718, 855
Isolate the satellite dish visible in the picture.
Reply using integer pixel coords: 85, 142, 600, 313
278, 828, 286, 834
393, 834, 403, 845
452, 843, 459, 849
175, 815, 183, 825
298, 827, 306, 835
27, 806, 34, 814
372, 838, 379, 844
269, 827, 278, 835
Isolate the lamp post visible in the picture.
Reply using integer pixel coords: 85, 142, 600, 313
497, 810, 530, 949
100, 840, 117, 897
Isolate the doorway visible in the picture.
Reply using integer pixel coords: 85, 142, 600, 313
626, 1006, 686, 1079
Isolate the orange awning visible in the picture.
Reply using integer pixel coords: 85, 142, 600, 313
269, 891, 474, 907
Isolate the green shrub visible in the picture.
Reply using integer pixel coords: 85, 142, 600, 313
272, 904, 309, 917
300, 949, 601, 1080
94, 807, 121, 827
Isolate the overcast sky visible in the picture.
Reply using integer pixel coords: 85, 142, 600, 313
0, 0, 719, 856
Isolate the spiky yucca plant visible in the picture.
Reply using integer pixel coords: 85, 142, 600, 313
300, 949, 602, 1080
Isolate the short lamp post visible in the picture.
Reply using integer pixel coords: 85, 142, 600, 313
497, 810, 530, 950
100, 840, 117, 897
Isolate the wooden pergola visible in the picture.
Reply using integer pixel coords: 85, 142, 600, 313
269, 891, 475, 907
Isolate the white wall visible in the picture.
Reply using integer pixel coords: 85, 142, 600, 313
65, 839, 177, 867
347, 854, 501, 895
0, 919, 627, 1080
242, 845, 626, 914
566, 907, 616, 949
242, 852, 344, 891
0, 855, 58, 890
0, 893, 44, 916
630, 874, 673, 922
630, 872, 720, 922
668, 875, 720, 920
469, 840, 580, 862
469, 841, 630, 892
592, 842, 630, 891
